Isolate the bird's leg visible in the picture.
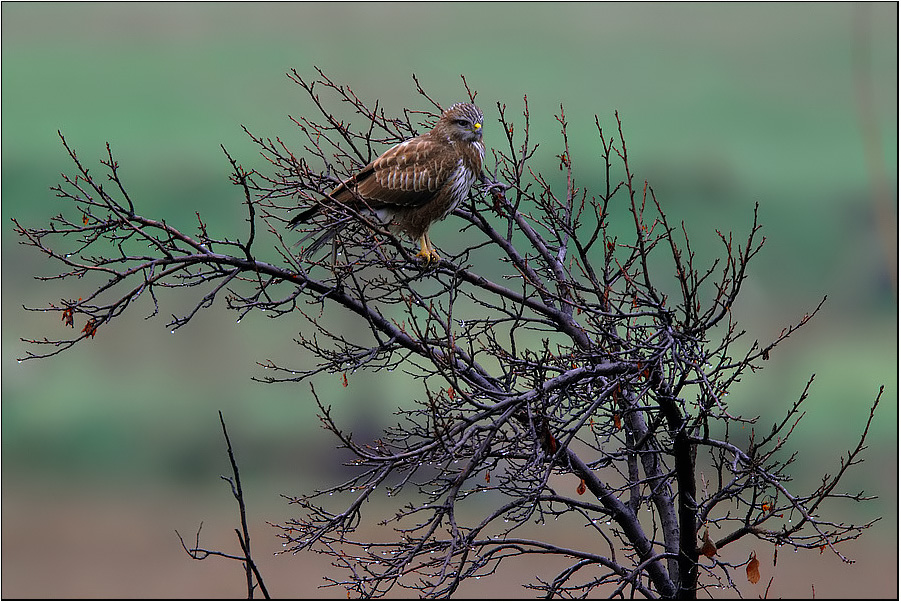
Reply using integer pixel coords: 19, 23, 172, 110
425, 233, 440, 262
414, 234, 439, 263
414, 234, 433, 262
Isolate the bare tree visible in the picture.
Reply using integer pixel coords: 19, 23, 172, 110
15, 69, 882, 599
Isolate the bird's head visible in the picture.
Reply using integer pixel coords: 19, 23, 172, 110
437, 103, 483, 143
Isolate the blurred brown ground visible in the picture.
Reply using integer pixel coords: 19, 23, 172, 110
3, 479, 895, 599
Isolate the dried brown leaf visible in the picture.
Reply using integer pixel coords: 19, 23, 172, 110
576, 478, 586, 496
699, 528, 717, 558
747, 551, 760, 584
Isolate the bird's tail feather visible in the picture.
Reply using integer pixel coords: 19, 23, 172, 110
289, 202, 336, 258
295, 225, 338, 257
288, 205, 320, 229
292, 213, 359, 264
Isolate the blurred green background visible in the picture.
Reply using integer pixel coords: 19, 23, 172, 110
2, 2, 896, 598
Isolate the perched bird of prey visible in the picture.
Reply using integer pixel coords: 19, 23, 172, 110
289, 102, 485, 263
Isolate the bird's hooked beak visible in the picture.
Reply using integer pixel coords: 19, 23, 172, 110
472, 121, 482, 140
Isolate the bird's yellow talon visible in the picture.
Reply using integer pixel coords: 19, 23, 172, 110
415, 236, 439, 264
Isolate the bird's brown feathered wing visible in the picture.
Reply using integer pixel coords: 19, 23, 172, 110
290, 134, 461, 227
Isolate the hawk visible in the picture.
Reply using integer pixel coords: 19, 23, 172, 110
289, 102, 485, 263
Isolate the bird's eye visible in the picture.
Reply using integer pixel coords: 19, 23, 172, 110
453, 119, 470, 127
